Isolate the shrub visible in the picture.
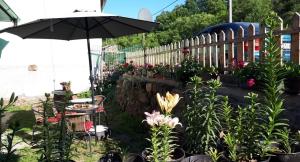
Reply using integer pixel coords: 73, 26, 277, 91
175, 59, 202, 84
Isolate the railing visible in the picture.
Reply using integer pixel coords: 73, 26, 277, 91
125, 12, 300, 69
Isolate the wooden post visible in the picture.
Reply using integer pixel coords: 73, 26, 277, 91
260, 25, 267, 61
190, 38, 194, 60
292, 12, 300, 64
170, 43, 174, 67
177, 41, 181, 64
228, 28, 234, 68
219, 30, 226, 69
200, 35, 206, 66
173, 42, 177, 65
248, 24, 256, 62
181, 40, 185, 62
167, 44, 171, 65
184, 39, 189, 60
212, 33, 218, 67
276, 17, 283, 65
195, 36, 200, 63
206, 34, 212, 67
237, 26, 245, 62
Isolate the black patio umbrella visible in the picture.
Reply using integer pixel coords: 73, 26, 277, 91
0, 14, 158, 103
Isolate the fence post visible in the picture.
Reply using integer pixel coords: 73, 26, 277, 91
237, 26, 245, 62
248, 24, 256, 62
228, 28, 234, 67
212, 33, 218, 67
170, 43, 174, 67
195, 36, 200, 63
164, 45, 167, 65
206, 34, 212, 67
151, 48, 154, 65
292, 12, 300, 64
177, 41, 181, 64
200, 35, 206, 66
190, 38, 194, 60
173, 42, 177, 65
259, 25, 267, 61
181, 40, 185, 62
219, 30, 226, 69
166, 44, 170, 65
183, 39, 189, 60
276, 17, 283, 65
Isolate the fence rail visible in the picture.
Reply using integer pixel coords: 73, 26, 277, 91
125, 12, 300, 69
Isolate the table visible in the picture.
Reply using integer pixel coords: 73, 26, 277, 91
69, 98, 92, 104
66, 103, 103, 140
66, 104, 98, 114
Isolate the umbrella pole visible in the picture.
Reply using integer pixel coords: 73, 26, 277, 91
85, 20, 95, 104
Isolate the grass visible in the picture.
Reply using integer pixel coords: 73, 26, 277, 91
0, 96, 148, 162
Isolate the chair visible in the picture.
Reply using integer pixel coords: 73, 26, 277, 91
94, 95, 108, 126
65, 113, 93, 152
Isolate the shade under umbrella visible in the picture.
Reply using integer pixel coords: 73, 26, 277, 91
0, 14, 159, 103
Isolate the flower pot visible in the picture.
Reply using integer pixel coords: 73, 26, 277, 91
181, 154, 211, 162
123, 153, 145, 162
220, 74, 239, 86
98, 152, 122, 162
258, 156, 271, 162
271, 152, 300, 162
142, 148, 185, 162
284, 77, 300, 95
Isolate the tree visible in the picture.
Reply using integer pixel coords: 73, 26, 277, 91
272, 0, 300, 26
233, 0, 272, 23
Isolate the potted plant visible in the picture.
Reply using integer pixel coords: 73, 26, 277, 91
153, 64, 166, 79
234, 62, 263, 90
283, 63, 300, 95
174, 59, 202, 84
269, 128, 300, 162
142, 92, 185, 162
183, 76, 223, 160
200, 66, 219, 81
221, 93, 269, 162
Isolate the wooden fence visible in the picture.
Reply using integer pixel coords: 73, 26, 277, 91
125, 12, 300, 69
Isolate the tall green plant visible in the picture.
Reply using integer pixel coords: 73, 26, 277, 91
260, 12, 288, 157
222, 93, 262, 161
38, 93, 57, 162
2, 121, 21, 161
184, 77, 222, 154
56, 91, 74, 162
0, 93, 18, 151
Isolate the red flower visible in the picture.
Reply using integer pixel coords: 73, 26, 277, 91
238, 61, 245, 68
247, 78, 255, 88
147, 64, 153, 69
123, 63, 129, 68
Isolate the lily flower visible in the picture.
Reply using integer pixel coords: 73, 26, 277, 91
144, 111, 163, 127
156, 92, 180, 114
165, 116, 182, 128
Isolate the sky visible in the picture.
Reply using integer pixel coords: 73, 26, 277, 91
103, 0, 186, 20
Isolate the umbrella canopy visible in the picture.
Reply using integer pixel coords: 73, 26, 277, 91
0, 15, 158, 40
0, 14, 158, 103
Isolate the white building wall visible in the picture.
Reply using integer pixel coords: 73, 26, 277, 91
0, 0, 103, 98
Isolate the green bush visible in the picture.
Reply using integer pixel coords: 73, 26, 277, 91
175, 59, 202, 84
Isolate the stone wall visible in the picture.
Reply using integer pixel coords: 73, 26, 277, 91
116, 75, 185, 117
